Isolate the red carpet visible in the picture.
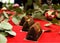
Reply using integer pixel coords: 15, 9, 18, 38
7, 19, 60, 43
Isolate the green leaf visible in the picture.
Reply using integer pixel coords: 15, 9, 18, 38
0, 32, 8, 36
5, 31, 16, 36
52, 4, 60, 10
8, 5, 13, 10
33, 10, 45, 19
51, 18, 58, 24
42, 4, 49, 10
13, 8, 23, 14
12, 16, 20, 25
12, 13, 26, 25
3, 3, 6, 7
3, 11, 9, 19
0, 34, 7, 43
26, 0, 33, 5
34, 0, 41, 7
0, 21, 12, 30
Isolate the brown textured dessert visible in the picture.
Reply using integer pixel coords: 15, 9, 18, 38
22, 17, 34, 31
19, 16, 28, 26
26, 22, 42, 41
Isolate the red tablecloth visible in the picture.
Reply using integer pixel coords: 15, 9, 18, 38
7, 19, 60, 43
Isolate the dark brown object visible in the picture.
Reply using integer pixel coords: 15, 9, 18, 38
26, 22, 42, 41
0, 2, 3, 9
22, 17, 34, 31
19, 16, 28, 26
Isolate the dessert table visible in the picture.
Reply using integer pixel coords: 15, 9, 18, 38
7, 19, 60, 43
0, 9, 60, 43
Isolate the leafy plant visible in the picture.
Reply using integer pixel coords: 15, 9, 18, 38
51, 18, 58, 24
0, 34, 7, 43
41, 4, 49, 10
13, 8, 23, 14
7, 5, 14, 10
33, 10, 45, 19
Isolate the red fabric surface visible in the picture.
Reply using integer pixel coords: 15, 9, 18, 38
7, 19, 60, 43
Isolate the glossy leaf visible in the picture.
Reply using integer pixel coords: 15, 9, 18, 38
0, 34, 7, 43
0, 21, 12, 30
5, 31, 16, 36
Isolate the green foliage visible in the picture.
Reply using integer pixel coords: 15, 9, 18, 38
0, 20, 16, 42
0, 32, 8, 36
0, 34, 7, 43
27, 0, 33, 5
41, 4, 49, 10
5, 31, 16, 36
52, 4, 60, 10
13, 8, 23, 14
3, 11, 9, 19
26, 9, 34, 14
3, 3, 7, 7
51, 18, 58, 24
7, 5, 14, 10
34, 0, 41, 7
33, 11, 45, 19
3, 3, 23, 14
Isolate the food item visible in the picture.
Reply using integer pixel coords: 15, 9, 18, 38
22, 18, 34, 32
26, 22, 42, 41
19, 16, 28, 26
